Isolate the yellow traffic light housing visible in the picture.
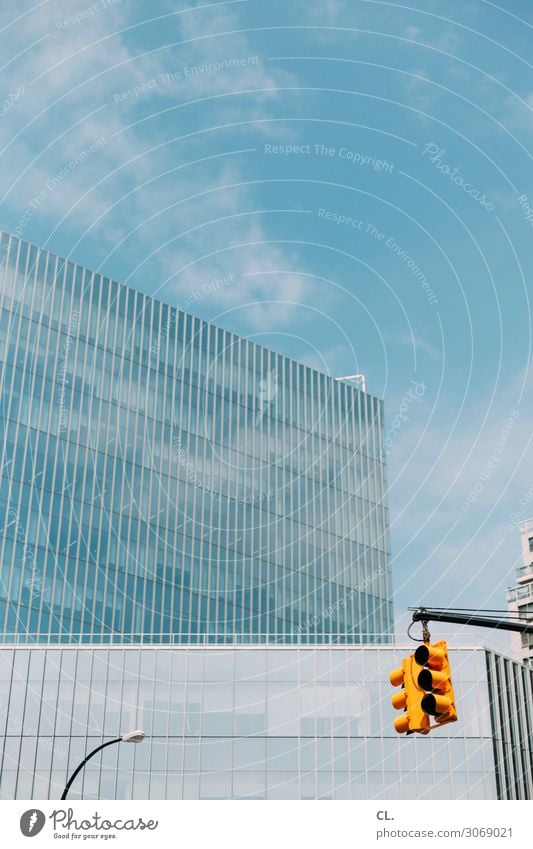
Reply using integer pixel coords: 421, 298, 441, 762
389, 656, 430, 735
390, 640, 457, 734
414, 640, 457, 727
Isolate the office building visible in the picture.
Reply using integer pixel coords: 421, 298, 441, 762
507, 520, 533, 665
0, 643, 531, 800
0, 231, 392, 645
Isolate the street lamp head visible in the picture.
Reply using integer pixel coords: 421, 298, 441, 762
121, 730, 145, 743
61, 732, 146, 800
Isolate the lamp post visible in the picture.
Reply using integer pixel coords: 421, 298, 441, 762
61, 730, 145, 800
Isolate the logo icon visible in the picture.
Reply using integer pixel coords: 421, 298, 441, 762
20, 810, 46, 837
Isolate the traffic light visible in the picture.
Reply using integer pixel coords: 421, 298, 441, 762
414, 640, 457, 728
389, 655, 430, 735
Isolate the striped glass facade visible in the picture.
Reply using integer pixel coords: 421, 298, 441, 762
1, 644, 525, 801
485, 650, 533, 799
0, 231, 392, 645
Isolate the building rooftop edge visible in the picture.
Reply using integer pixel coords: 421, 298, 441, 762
2, 643, 528, 666
0, 229, 381, 403
0, 642, 499, 651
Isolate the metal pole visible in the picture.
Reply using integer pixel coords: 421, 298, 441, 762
411, 608, 533, 635
61, 738, 122, 800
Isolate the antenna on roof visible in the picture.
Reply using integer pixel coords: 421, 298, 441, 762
335, 373, 366, 392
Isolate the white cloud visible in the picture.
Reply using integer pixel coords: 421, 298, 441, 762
502, 91, 533, 137
390, 330, 442, 362
387, 364, 533, 636
0, 0, 322, 336
303, 0, 351, 26
404, 26, 422, 41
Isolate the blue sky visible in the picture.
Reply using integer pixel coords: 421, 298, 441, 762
1, 0, 532, 652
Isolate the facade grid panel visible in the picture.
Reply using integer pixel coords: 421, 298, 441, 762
0, 645, 522, 800
485, 650, 533, 800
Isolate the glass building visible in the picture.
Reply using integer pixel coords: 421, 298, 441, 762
1, 644, 531, 801
0, 231, 392, 645
506, 520, 533, 665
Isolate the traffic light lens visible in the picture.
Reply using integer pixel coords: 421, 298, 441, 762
418, 669, 432, 690
421, 693, 437, 714
415, 645, 429, 665
415, 644, 445, 668
393, 715, 410, 734
392, 691, 407, 710
418, 668, 448, 691
421, 693, 453, 716
389, 667, 404, 687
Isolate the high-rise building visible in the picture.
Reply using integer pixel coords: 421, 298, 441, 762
507, 520, 533, 665
0, 231, 393, 645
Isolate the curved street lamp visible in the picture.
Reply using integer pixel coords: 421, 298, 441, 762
61, 730, 145, 800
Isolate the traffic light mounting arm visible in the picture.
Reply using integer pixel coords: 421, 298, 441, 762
410, 607, 533, 635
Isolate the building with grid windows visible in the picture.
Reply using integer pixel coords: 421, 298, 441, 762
507, 520, 533, 665
0, 644, 532, 801
0, 231, 392, 646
